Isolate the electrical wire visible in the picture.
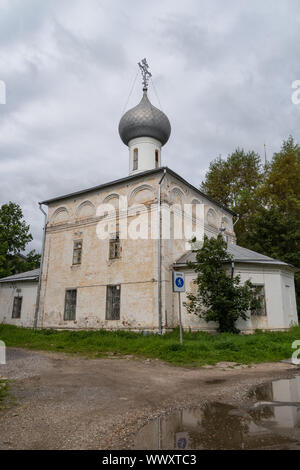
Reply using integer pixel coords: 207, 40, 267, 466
150, 76, 163, 111
121, 71, 139, 115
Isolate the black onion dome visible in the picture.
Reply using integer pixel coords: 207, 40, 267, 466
119, 91, 171, 146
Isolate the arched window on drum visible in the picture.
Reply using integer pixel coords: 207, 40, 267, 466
155, 150, 159, 168
133, 148, 138, 171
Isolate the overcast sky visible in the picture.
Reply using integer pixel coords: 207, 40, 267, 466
0, 0, 299, 251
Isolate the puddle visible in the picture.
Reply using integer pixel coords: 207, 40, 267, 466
134, 375, 300, 450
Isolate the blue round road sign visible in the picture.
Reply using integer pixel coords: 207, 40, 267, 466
175, 277, 184, 288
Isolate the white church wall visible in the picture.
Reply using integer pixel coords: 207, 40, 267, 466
235, 265, 298, 330
235, 265, 283, 331
0, 281, 37, 328
163, 173, 236, 244
39, 169, 237, 332
161, 172, 236, 331
39, 172, 164, 330
39, 221, 160, 330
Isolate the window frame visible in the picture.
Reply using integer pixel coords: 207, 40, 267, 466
12, 296, 22, 319
133, 148, 138, 171
64, 289, 77, 321
109, 232, 120, 260
106, 284, 121, 320
251, 284, 267, 317
72, 239, 83, 265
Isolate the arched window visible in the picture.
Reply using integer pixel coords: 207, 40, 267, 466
155, 150, 159, 168
207, 208, 217, 227
133, 148, 138, 170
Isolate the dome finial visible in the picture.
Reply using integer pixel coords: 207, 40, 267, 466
119, 60, 171, 175
138, 58, 152, 91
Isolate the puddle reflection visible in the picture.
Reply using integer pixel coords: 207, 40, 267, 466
134, 375, 300, 450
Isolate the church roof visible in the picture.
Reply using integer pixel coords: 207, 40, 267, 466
174, 244, 292, 268
0, 268, 40, 283
40, 167, 236, 216
119, 91, 171, 146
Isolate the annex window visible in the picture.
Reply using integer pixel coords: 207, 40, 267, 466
106, 285, 121, 320
64, 289, 77, 321
155, 150, 159, 168
12, 296, 22, 319
133, 148, 138, 171
251, 284, 266, 316
109, 232, 120, 259
73, 240, 82, 265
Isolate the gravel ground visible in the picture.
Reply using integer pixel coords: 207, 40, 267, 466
0, 348, 299, 450
0, 348, 52, 380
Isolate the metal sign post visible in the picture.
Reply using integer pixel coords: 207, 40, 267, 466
173, 272, 185, 345
178, 291, 183, 345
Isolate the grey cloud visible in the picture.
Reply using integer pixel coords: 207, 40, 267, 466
0, 0, 299, 252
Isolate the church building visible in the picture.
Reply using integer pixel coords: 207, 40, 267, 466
0, 61, 298, 332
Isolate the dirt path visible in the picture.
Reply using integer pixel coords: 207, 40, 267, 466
0, 348, 298, 450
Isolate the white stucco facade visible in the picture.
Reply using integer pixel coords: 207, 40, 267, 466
36, 168, 236, 331
0, 280, 38, 328
175, 263, 298, 333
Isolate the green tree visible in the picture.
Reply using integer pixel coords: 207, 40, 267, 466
200, 137, 300, 313
259, 136, 300, 211
0, 202, 40, 278
13, 249, 41, 275
185, 235, 259, 333
245, 137, 300, 311
200, 149, 265, 246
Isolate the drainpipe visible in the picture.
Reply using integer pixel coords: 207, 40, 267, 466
231, 215, 239, 278
158, 169, 167, 335
33, 203, 47, 329
231, 260, 235, 279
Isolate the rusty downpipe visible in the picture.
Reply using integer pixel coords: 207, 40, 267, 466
33, 203, 47, 329
158, 169, 167, 335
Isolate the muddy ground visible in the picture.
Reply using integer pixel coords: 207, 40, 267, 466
0, 348, 299, 450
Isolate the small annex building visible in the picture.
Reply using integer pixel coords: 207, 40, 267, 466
0, 269, 39, 327
174, 244, 298, 332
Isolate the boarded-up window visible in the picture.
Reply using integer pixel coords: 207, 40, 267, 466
106, 285, 121, 320
251, 285, 266, 316
64, 289, 77, 320
73, 240, 82, 265
12, 296, 22, 319
133, 148, 138, 171
109, 232, 120, 259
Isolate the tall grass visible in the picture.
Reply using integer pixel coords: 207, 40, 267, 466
0, 324, 300, 367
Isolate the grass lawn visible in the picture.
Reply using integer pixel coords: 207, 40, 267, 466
0, 324, 300, 367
